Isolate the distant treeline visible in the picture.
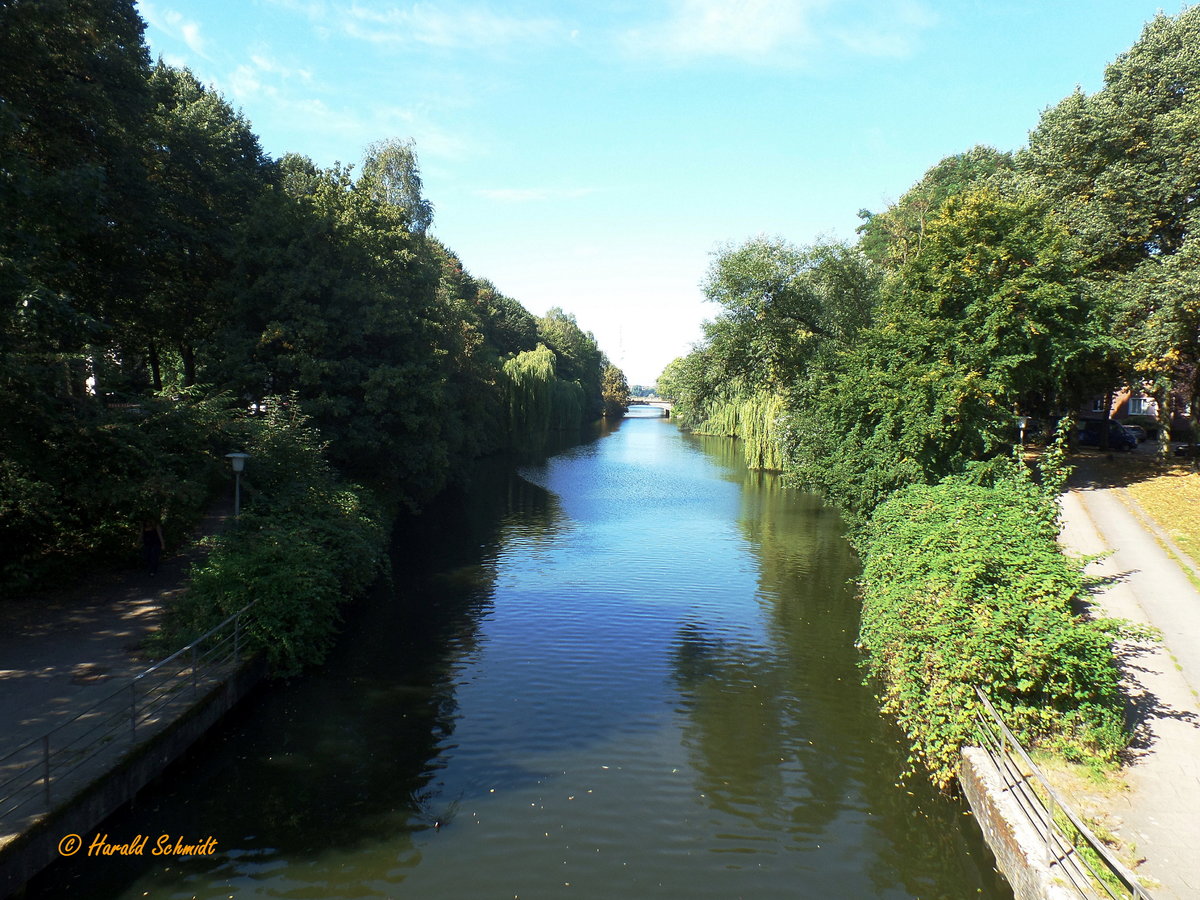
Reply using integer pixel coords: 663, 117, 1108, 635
0, 0, 630, 638
659, 9, 1200, 788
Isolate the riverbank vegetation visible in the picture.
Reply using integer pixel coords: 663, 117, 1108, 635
0, 1, 625, 668
859, 455, 1126, 790
660, 9, 1200, 787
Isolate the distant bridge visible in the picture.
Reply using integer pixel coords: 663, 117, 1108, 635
628, 399, 673, 416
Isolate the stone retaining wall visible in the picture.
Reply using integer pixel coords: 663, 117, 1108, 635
960, 746, 1081, 900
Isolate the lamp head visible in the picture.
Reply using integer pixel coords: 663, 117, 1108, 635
225, 451, 250, 473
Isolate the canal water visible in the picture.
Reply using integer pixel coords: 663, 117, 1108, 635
39, 407, 1011, 899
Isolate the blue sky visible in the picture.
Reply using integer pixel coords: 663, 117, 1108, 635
140, 0, 1175, 386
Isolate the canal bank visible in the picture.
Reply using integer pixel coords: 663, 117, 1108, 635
0, 653, 265, 899
37, 409, 1012, 899
952, 454, 1200, 900
0, 497, 268, 899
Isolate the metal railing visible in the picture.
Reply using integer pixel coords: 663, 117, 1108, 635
0, 604, 256, 838
973, 687, 1153, 900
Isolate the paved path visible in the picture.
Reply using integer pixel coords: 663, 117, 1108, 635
0, 499, 232, 845
1058, 468, 1200, 900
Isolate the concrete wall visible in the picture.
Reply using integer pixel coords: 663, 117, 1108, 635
0, 657, 266, 899
960, 747, 1080, 900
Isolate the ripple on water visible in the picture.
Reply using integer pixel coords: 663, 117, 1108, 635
77, 417, 1011, 900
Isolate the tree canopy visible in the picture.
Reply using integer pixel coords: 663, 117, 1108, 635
0, 0, 627, 589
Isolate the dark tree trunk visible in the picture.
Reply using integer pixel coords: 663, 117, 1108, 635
181, 343, 196, 387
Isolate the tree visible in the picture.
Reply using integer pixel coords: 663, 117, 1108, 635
1111, 237, 1200, 445
1023, 9, 1200, 269
360, 137, 434, 236
0, 0, 153, 402
600, 362, 630, 418
143, 63, 268, 388
857, 146, 1014, 268
1021, 8, 1200, 445
211, 156, 448, 506
537, 307, 604, 417
789, 187, 1091, 527
897, 187, 1091, 412
701, 237, 879, 389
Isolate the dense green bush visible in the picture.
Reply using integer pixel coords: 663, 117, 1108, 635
858, 460, 1126, 790
160, 400, 386, 676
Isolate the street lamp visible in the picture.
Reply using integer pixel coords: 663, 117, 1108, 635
1015, 415, 1030, 446
224, 452, 250, 516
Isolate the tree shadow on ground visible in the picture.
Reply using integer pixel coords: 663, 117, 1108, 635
1111, 637, 1200, 764
1066, 446, 1191, 491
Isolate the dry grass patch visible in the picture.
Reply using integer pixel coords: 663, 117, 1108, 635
1030, 752, 1144, 875
1126, 465, 1200, 566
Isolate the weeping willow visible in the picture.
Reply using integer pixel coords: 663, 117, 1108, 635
500, 344, 585, 449
693, 387, 788, 471
551, 378, 585, 430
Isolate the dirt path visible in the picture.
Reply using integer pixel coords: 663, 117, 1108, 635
1058, 464, 1200, 900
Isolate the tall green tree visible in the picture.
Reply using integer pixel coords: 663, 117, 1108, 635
701, 237, 878, 388
1022, 8, 1200, 442
1023, 9, 1200, 270
537, 307, 604, 417
143, 62, 268, 388
211, 155, 447, 506
1110, 236, 1200, 439
665, 238, 878, 468
0, 0, 153, 403
857, 145, 1014, 268
790, 187, 1090, 527
360, 137, 434, 236
600, 362, 630, 418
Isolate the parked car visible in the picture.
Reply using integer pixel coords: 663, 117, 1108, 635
1078, 420, 1138, 450
1123, 424, 1147, 443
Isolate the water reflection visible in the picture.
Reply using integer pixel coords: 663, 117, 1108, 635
668, 448, 1010, 897
31, 417, 1011, 899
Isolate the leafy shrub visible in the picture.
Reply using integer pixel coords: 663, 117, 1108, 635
858, 460, 1126, 790
160, 400, 386, 676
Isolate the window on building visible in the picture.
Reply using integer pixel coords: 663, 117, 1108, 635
1092, 398, 1107, 412
1129, 396, 1151, 416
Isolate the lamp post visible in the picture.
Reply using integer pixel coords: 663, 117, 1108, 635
1016, 415, 1030, 447
224, 452, 250, 516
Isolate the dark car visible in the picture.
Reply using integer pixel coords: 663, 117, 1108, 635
1078, 420, 1137, 450
1123, 424, 1147, 443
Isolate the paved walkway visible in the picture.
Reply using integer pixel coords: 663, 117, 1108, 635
0, 499, 232, 845
1058, 465, 1200, 900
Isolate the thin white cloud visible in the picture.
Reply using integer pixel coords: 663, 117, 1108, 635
477, 187, 600, 203
623, 0, 937, 65
226, 51, 314, 108
140, 1, 211, 59
263, 0, 331, 17
342, 3, 563, 49
248, 53, 314, 83
835, 0, 938, 58
624, 0, 831, 63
